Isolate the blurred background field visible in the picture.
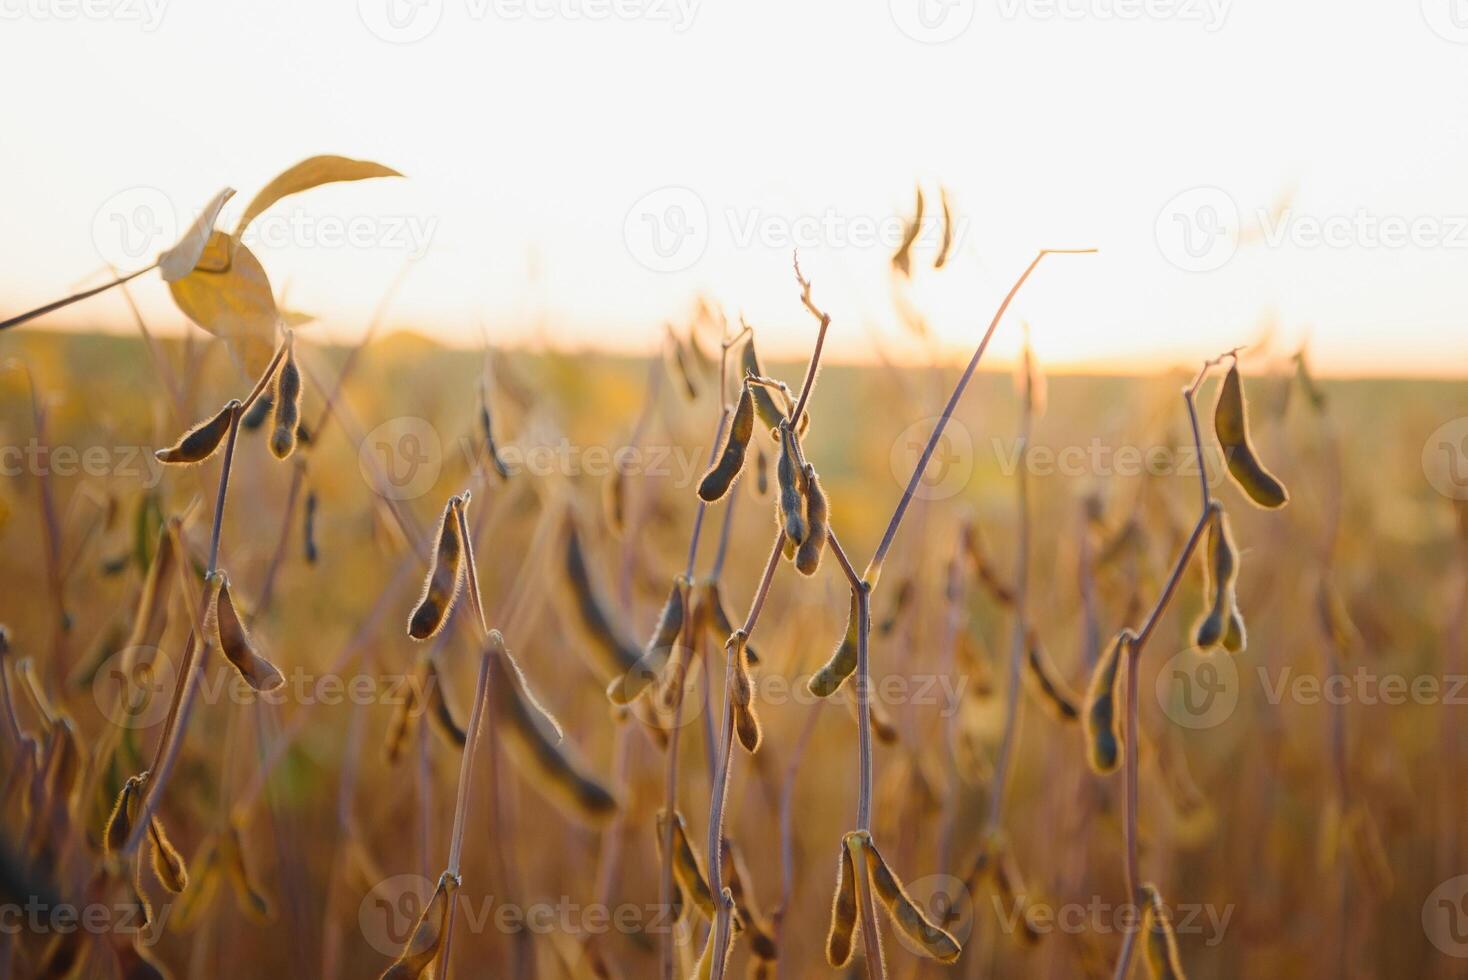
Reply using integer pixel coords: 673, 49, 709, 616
0, 322, 1464, 978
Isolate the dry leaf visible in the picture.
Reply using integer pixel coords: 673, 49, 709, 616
158, 187, 235, 282
234, 155, 402, 237
168, 230, 278, 375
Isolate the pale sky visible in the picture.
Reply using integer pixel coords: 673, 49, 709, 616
2, 0, 1467, 374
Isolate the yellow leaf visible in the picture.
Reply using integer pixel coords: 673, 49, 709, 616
234, 155, 402, 237
168, 231, 278, 375
158, 187, 235, 282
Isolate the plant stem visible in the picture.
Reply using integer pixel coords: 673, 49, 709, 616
0, 262, 157, 332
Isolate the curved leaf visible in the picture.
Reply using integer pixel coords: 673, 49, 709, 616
158, 187, 235, 282
234, 155, 402, 236
167, 231, 278, 375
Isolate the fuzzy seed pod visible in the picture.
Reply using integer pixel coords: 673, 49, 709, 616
408, 496, 466, 641
208, 573, 285, 692
775, 422, 808, 548
303, 489, 319, 565
149, 816, 188, 893
691, 581, 759, 666
1194, 507, 1240, 651
424, 659, 466, 747
221, 823, 272, 923
862, 834, 961, 963
657, 810, 715, 919
380, 871, 458, 980
603, 468, 626, 538
992, 851, 1042, 946
826, 834, 861, 967
892, 186, 925, 277
809, 588, 861, 698
690, 893, 737, 980
729, 634, 762, 754
1084, 630, 1130, 774
479, 396, 511, 481
698, 384, 756, 502
1222, 608, 1247, 653
1140, 883, 1186, 979
104, 774, 147, 857
1215, 362, 1289, 509
155, 399, 239, 465
494, 644, 616, 826
1024, 634, 1080, 722
562, 522, 644, 679
606, 578, 684, 706
794, 465, 828, 576
878, 578, 914, 636
124, 522, 176, 663
753, 445, 770, 498
240, 388, 273, 431
270, 346, 302, 460
721, 839, 777, 962
741, 339, 787, 432
383, 679, 418, 765
934, 186, 954, 270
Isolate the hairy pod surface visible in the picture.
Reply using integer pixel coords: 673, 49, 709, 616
209, 573, 285, 692
562, 522, 643, 679
155, 399, 239, 465
809, 587, 861, 697
657, 809, 715, 919
606, 578, 684, 705
698, 383, 755, 502
407, 496, 465, 641
1215, 362, 1289, 509
379, 871, 458, 980
1084, 630, 1130, 774
1141, 883, 1186, 979
269, 346, 302, 460
1023, 634, 1080, 722
795, 465, 828, 576
862, 834, 962, 962
775, 421, 808, 549
826, 833, 861, 967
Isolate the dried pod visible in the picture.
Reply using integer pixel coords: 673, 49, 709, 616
380, 871, 459, 980
494, 645, 616, 825
862, 834, 961, 963
992, 849, 1042, 946
479, 384, 511, 481
753, 444, 770, 498
303, 489, 319, 565
114, 938, 172, 980
1193, 506, 1239, 651
729, 634, 762, 754
1140, 883, 1186, 979
383, 678, 418, 765
240, 388, 274, 431
698, 384, 755, 502
407, 496, 466, 641
692, 581, 758, 666
208, 573, 285, 692
721, 839, 777, 962
933, 186, 954, 269
125, 522, 176, 657
775, 422, 808, 547
149, 815, 188, 893
809, 588, 861, 698
794, 465, 828, 576
606, 578, 684, 706
878, 577, 914, 636
657, 809, 714, 919
154, 399, 239, 465
892, 185, 925, 277
562, 522, 643, 679
104, 774, 147, 857
826, 833, 861, 967
603, 467, 626, 538
1084, 630, 1130, 775
222, 823, 272, 923
1222, 608, 1247, 654
1023, 633, 1080, 722
1214, 362, 1289, 509
269, 345, 302, 460
741, 338, 787, 431
424, 659, 466, 747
